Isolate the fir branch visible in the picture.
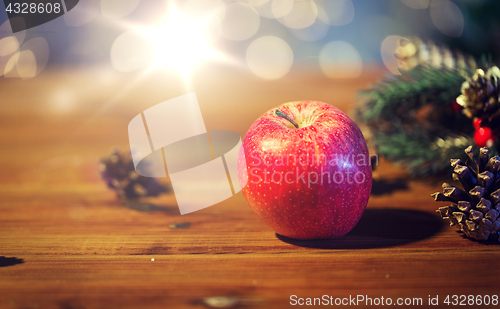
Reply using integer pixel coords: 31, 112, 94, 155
356, 66, 475, 176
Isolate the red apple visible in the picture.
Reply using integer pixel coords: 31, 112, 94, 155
237, 101, 372, 239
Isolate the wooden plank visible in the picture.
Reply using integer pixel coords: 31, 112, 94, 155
0, 66, 498, 309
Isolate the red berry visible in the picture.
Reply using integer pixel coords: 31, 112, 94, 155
474, 127, 495, 147
451, 100, 463, 112
473, 118, 482, 129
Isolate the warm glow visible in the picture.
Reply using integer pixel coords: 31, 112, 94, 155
136, 1, 226, 77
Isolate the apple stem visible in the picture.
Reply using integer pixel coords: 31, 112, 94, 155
274, 109, 299, 128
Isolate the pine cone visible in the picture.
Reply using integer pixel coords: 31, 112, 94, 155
395, 37, 477, 72
432, 145, 500, 242
456, 66, 500, 120
99, 148, 169, 199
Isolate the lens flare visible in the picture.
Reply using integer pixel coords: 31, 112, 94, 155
115, 1, 227, 78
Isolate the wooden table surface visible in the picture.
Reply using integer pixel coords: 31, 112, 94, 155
0, 65, 499, 309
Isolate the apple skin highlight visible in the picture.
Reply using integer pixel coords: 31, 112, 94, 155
237, 101, 372, 239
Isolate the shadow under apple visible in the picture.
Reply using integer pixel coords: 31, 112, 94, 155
371, 178, 409, 196
276, 208, 444, 249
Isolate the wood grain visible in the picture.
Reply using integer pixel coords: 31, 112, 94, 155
0, 66, 498, 309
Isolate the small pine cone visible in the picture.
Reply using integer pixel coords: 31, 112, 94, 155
395, 37, 477, 72
99, 148, 169, 199
432, 145, 500, 242
456, 66, 500, 120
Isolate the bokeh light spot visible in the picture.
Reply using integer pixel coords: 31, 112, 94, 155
381, 35, 406, 75
20, 37, 49, 76
316, 0, 354, 26
319, 41, 362, 79
4, 37, 49, 78
271, 0, 294, 19
0, 19, 26, 48
248, 0, 270, 7
101, 0, 141, 19
110, 31, 153, 72
289, 6, 329, 41
280, 0, 318, 29
64, 0, 100, 27
400, 0, 430, 10
220, 3, 260, 41
4, 52, 20, 76
247, 0, 274, 19
0, 55, 11, 77
430, 0, 464, 37
183, 0, 225, 20
246, 36, 293, 79
0, 37, 20, 56
15, 50, 37, 79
